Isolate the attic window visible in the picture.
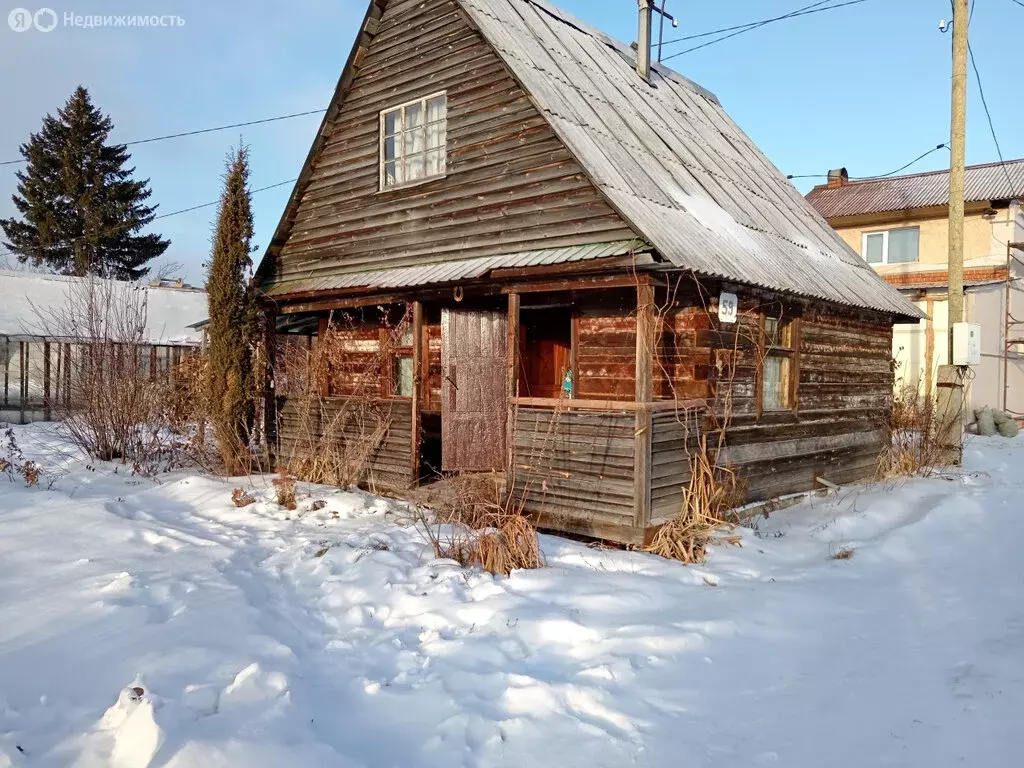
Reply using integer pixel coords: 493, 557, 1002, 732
380, 93, 447, 189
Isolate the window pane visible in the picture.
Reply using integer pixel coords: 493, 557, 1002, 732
426, 95, 446, 122
393, 355, 414, 397
762, 356, 788, 411
383, 160, 398, 187
864, 233, 884, 264
887, 227, 920, 264
384, 135, 397, 163
404, 102, 422, 129
426, 148, 445, 177
384, 110, 400, 137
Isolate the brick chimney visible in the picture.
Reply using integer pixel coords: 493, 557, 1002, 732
636, 0, 652, 80
827, 167, 849, 188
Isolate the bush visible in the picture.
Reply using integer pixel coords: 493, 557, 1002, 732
878, 383, 948, 478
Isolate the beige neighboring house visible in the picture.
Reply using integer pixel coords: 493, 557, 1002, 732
806, 161, 1024, 416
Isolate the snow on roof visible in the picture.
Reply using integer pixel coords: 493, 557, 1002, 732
0, 270, 207, 346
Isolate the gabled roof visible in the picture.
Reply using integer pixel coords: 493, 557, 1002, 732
256, 0, 922, 321
807, 158, 1024, 220
0, 270, 207, 345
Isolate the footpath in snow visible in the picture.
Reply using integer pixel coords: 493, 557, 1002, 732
0, 424, 1022, 767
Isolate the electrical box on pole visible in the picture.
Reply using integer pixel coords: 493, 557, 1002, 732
951, 322, 981, 366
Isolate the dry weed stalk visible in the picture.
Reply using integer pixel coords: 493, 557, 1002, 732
643, 275, 763, 563
272, 472, 297, 510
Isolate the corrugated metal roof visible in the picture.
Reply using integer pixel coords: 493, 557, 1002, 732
264, 239, 647, 296
0, 270, 207, 345
806, 159, 1024, 219
456, 0, 921, 319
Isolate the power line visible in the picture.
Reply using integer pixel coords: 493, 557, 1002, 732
661, 1, 831, 46
787, 142, 950, 181
1010, 0, 1024, 9
661, 0, 868, 61
0, 109, 325, 166
153, 178, 297, 220
967, 42, 1018, 197
0, 177, 298, 260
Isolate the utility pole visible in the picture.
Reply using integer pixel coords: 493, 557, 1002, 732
947, 0, 969, 358
938, 0, 969, 465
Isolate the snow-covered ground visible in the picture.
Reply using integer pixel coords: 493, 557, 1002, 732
1, 424, 1022, 768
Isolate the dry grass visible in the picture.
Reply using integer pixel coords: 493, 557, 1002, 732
877, 383, 952, 479
416, 476, 543, 576
831, 545, 856, 560
231, 487, 256, 507
644, 435, 745, 564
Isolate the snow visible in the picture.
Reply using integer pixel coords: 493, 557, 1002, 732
0, 271, 206, 346
1, 424, 1023, 767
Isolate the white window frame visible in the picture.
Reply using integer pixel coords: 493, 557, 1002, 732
379, 91, 448, 191
861, 226, 920, 265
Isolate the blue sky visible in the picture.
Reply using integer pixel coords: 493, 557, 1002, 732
1, 0, 1021, 284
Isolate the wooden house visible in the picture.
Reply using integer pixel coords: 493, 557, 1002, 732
254, 0, 923, 545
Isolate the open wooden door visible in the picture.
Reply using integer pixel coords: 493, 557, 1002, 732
441, 308, 508, 472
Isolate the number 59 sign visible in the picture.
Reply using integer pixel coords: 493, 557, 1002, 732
718, 291, 738, 324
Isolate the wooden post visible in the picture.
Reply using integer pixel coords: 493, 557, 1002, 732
410, 301, 423, 485
43, 341, 51, 419
264, 309, 278, 469
634, 282, 655, 531
506, 292, 520, 483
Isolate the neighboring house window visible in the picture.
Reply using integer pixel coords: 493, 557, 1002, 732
862, 227, 920, 265
380, 93, 447, 189
761, 316, 796, 412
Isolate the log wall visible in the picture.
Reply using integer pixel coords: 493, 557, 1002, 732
653, 291, 893, 503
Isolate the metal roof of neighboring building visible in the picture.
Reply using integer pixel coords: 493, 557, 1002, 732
806, 158, 1024, 220
0, 270, 207, 345
256, 0, 923, 320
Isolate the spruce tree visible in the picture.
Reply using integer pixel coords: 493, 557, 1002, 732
0, 86, 168, 279
206, 145, 257, 474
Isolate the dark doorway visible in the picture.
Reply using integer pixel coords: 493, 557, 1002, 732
519, 306, 572, 399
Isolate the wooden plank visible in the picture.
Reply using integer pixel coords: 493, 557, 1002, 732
506, 291, 520, 481
633, 282, 655, 529
410, 300, 423, 484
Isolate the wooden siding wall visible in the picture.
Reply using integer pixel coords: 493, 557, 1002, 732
510, 407, 639, 539
276, 396, 414, 491
270, 0, 638, 288
649, 409, 700, 523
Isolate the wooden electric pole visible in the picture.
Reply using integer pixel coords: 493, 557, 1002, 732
947, 0, 969, 359
937, 0, 970, 465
